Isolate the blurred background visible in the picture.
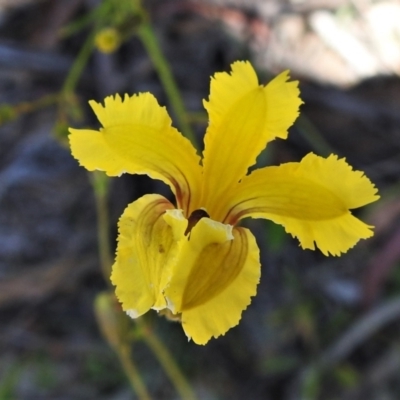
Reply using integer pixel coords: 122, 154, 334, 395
0, 0, 399, 399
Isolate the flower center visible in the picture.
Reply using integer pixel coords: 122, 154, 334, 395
185, 209, 210, 236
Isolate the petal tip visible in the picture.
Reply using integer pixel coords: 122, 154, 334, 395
126, 309, 140, 319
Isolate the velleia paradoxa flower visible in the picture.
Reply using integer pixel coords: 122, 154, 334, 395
69, 61, 379, 345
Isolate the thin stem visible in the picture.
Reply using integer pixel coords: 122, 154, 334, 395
90, 172, 113, 281
15, 93, 60, 114
136, 9, 198, 149
0, 93, 61, 126
62, 30, 95, 94
95, 293, 152, 399
186, 111, 208, 124
136, 318, 198, 400
117, 344, 153, 400
63, 14, 111, 280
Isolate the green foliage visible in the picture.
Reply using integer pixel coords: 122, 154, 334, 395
53, 121, 70, 143
0, 361, 20, 400
333, 364, 359, 389
33, 354, 58, 391
263, 219, 288, 253
84, 352, 125, 389
0, 105, 17, 125
261, 355, 300, 374
301, 367, 321, 400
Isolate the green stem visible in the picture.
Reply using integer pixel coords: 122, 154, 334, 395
136, 319, 198, 400
15, 93, 60, 114
95, 293, 152, 399
117, 344, 153, 400
187, 111, 208, 124
136, 10, 198, 149
90, 172, 113, 281
62, 30, 95, 94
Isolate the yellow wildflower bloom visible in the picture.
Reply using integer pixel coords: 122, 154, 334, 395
69, 61, 379, 345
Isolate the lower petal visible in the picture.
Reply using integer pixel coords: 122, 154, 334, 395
164, 217, 260, 345
111, 194, 181, 317
182, 227, 260, 345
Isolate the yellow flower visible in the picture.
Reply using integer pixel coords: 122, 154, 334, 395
69, 61, 379, 345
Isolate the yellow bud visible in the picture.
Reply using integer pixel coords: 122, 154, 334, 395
95, 28, 121, 54
94, 292, 129, 349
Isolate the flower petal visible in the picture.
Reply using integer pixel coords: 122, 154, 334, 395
111, 194, 185, 318
225, 153, 379, 256
200, 61, 302, 220
164, 217, 260, 345
69, 93, 202, 213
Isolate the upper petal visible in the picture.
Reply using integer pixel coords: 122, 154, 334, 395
163, 217, 260, 345
200, 61, 302, 220
111, 194, 184, 318
224, 153, 379, 256
69, 93, 202, 214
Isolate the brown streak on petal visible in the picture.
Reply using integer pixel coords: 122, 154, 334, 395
182, 227, 247, 310
223, 198, 259, 225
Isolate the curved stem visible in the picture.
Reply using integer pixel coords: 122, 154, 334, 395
136, 318, 198, 400
95, 293, 152, 400
62, 30, 95, 94
117, 344, 153, 400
